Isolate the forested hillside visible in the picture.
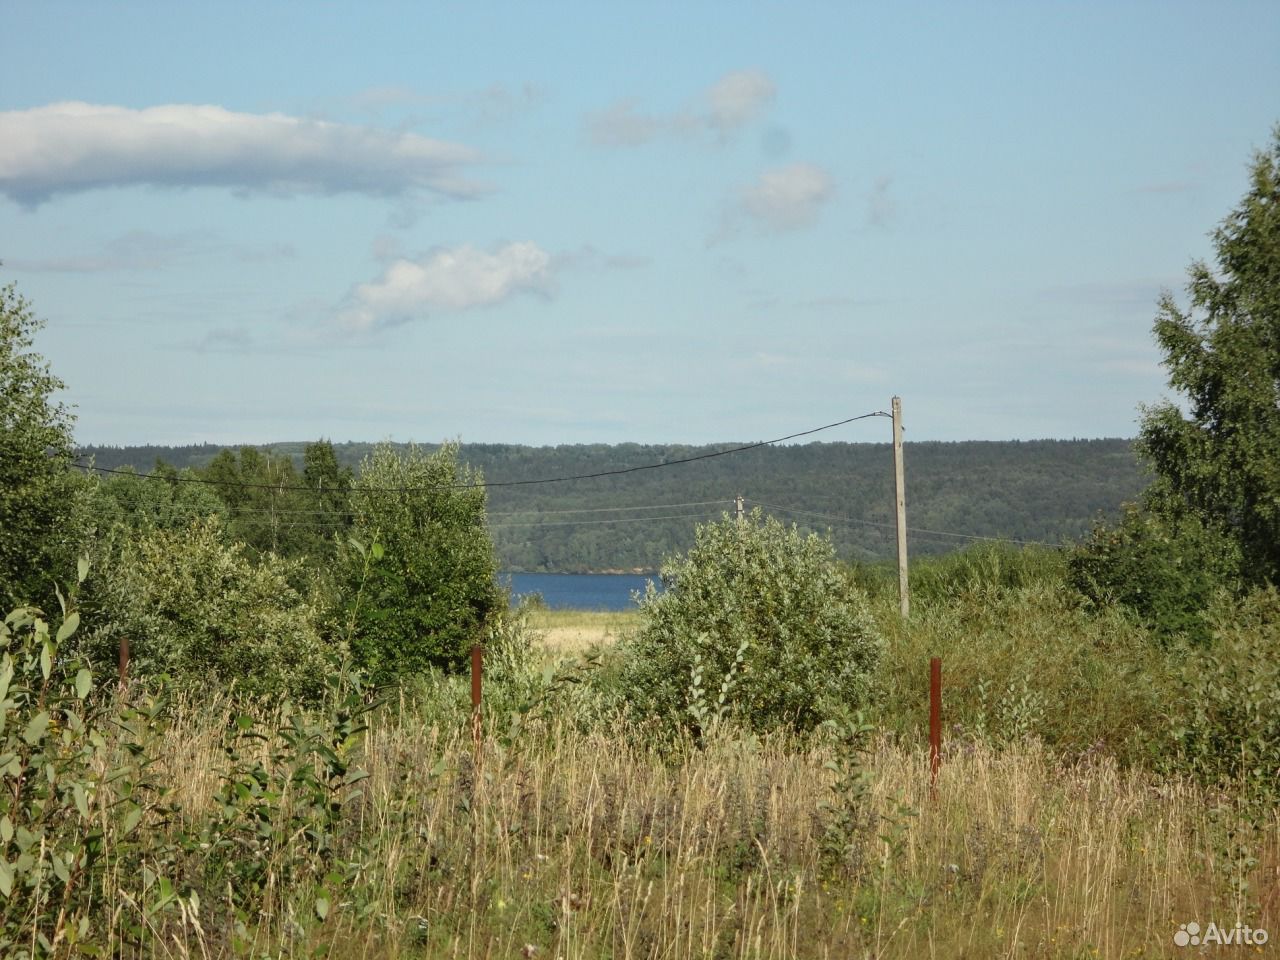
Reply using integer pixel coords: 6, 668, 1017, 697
78, 438, 1147, 571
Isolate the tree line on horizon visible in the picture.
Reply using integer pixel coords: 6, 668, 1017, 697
74, 436, 1148, 572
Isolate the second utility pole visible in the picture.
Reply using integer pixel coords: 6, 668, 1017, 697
892, 396, 909, 619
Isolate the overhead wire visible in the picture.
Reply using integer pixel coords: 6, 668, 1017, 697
746, 498, 1066, 549
68, 410, 890, 493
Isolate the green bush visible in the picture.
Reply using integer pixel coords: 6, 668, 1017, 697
0, 580, 178, 956
621, 509, 882, 736
1069, 504, 1241, 643
869, 572, 1173, 762
1168, 587, 1280, 802
79, 517, 336, 700
333, 442, 501, 684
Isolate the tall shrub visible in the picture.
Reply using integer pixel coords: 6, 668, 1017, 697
335, 442, 500, 683
80, 517, 334, 700
623, 509, 882, 735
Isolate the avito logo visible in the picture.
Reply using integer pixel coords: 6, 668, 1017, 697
1174, 920, 1268, 947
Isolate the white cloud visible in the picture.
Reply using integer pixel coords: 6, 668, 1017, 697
704, 70, 776, 137
0, 101, 486, 207
585, 69, 775, 147
737, 163, 836, 231
337, 242, 554, 333
584, 100, 672, 147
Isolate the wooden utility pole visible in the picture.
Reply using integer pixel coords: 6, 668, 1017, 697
735, 493, 745, 524
892, 396, 909, 619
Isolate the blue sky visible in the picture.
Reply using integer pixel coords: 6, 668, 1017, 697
2, 2, 1277, 447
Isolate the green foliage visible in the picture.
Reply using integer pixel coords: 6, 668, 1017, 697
623, 509, 882, 735
87, 462, 228, 538
0, 283, 86, 610
1069, 504, 1241, 642
201, 439, 353, 562
79, 437, 1149, 573
335, 442, 501, 683
850, 542, 1069, 608
870, 546, 1173, 761
1168, 587, 1280, 803
817, 710, 876, 873
197, 687, 377, 925
1135, 128, 1280, 587
79, 516, 336, 700
0, 571, 178, 957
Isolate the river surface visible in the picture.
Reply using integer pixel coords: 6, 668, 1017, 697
500, 572, 661, 611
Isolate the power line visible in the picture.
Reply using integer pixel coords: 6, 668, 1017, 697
747, 499, 1065, 549
489, 511, 722, 530
92, 493, 731, 531
747, 499, 898, 533
92, 497, 735, 521
68, 410, 889, 493
489, 499, 733, 516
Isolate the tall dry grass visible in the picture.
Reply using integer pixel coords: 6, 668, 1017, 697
129, 693, 1279, 959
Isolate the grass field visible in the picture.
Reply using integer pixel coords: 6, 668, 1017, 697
526, 608, 641, 654
100, 697, 1280, 958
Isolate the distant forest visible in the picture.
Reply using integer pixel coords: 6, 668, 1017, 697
77, 438, 1148, 572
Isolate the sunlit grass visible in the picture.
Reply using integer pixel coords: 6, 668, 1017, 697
139, 697, 1278, 959
526, 608, 642, 654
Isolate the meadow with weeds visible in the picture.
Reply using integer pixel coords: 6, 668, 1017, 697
3, 538, 1278, 959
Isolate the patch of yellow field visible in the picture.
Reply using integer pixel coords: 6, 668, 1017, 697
538, 625, 617, 654
527, 609, 640, 654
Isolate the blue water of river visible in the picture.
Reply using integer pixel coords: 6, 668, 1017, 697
500, 572, 661, 611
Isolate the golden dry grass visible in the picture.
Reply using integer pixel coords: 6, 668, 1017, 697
134, 696, 1280, 959
527, 609, 641, 654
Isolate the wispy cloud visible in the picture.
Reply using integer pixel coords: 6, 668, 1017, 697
1038, 278, 1176, 306
192, 326, 254, 354
741, 164, 835, 230
585, 69, 776, 147
0, 102, 486, 207
713, 163, 835, 242
328, 82, 548, 124
335, 242, 555, 334
7, 229, 295, 272
552, 244, 651, 271
704, 70, 776, 138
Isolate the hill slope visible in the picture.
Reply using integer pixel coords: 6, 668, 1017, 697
77, 438, 1147, 571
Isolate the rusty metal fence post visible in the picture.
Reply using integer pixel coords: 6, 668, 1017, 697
118, 636, 130, 689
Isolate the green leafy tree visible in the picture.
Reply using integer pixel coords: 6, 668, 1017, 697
1137, 127, 1280, 586
300, 438, 354, 557
335, 441, 500, 683
88, 463, 228, 537
202, 447, 303, 557
623, 509, 882, 735
199, 440, 352, 562
0, 282, 86, 609
78, 516, 335, 700
1070, 505, 1241, 642
1073, 129, 1280, 628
